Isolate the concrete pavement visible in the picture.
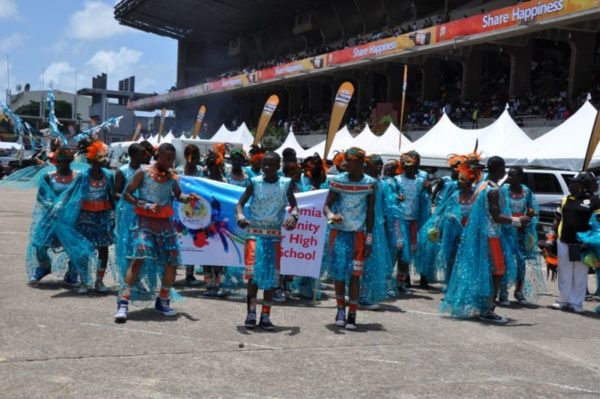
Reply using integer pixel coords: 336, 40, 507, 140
1, 187, 599, 398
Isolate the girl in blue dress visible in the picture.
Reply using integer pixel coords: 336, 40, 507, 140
75, 141, 115, 294
26, 148, 81, 285
113, 143, 199, 322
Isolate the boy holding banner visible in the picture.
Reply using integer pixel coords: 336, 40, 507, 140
324, 147, 375, 330
236, 152, 299, 330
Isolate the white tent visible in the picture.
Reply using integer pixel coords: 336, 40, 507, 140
526, 101, 598, 170
411, 113, 478, 160
351, 123, 413, 155
470, 107, 532, 162
161, 130, 176, 143
303, 126, 356, 159
209, 123, 254, 151
275, 129, 306, 157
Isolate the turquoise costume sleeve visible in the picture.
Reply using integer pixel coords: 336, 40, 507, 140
414, 191, 451, 282
40, 173, 96, 285
360, 181, 391, 304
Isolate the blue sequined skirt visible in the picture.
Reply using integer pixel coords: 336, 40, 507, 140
77, 209, 114, 247
244, 235, 280, 290
127, 216, 182, 266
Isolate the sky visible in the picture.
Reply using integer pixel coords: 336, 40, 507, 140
0, 0, 177, 103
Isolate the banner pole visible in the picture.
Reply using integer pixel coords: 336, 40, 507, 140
399, 64, 408, 151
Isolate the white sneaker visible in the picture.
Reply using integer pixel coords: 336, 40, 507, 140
95, 280, 108, 293
551, 302, 568, 311
113, 301, 129, 322
77, 284, 88, 294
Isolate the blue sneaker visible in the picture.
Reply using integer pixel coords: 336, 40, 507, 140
335, 308, 346, 327
29, 267, 51, 284
154, 297, 176, 317
245, 309, 257, 329
63, 269, 79, 286
259, 313, 274, 331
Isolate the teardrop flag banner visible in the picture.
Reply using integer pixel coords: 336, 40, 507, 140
324, 82, 354, 159
583, 109, 600, 171
254, 95, 279, 146
131, 122, 142, 141
157, 108, 167, 143
192, 105, 207, 139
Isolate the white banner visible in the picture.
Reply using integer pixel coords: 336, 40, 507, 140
175, 177, 327, 278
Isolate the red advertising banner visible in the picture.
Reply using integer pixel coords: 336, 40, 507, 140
128, 0, 600, 110
437, 0, 600, 41
328, 27, 437, 66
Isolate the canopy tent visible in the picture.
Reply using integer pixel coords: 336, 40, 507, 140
526, 101, 598, 170
303, 126, 356, 159
161, 130, 176, 143
351, 123, 413, 155
411, 113, 478, 160
410, 106, 531, 165
209, 123, 254, 151
275, 129, 306, 158
469, 107, 532, 162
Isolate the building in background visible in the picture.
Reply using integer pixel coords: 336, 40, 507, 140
77, 73, 155, 142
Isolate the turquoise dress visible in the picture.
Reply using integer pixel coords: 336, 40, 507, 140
244, 176, 291, 290
499, 184, 545, 302
76, 169, 115, 247
226, 169, 251, 187
359, 178, 391, 304
327, 172, 375, 281
435, 191, 473, 286
394, 173, 431, 266
115, 164, 141, 289
440, 181, 517, 318
26, 171, 78, 280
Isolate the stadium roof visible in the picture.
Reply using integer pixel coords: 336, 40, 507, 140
114, 0, 448, 43
114, 0, 330, 42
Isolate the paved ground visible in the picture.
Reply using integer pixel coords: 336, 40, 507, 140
1, 187, 600, 399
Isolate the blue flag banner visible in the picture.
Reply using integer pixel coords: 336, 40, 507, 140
175, 177, 327, 278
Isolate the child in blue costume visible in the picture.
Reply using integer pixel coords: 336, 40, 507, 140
202, 149, 231, 297
433, 155, 462, 206
435, 158, 479, 288
237, 152, 299, 330
395, 152, 431, 292
359, 154, 391, 309
26, 148, 81, 285
226, 148, 251, 188
440, 156, 530, 324
324, 147, 375, 330
416, 155, 468, 289
244, 145, 264, 179
499, 166, 545, 306
74, 141, 115, 294
577, 213, 600, 313
276, 159, 307, 302
113, 143, 199, 322
291, 154, 330, 301
175, 144, 204, 285
381, 161, 408, 297
114, 143, 152, 297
